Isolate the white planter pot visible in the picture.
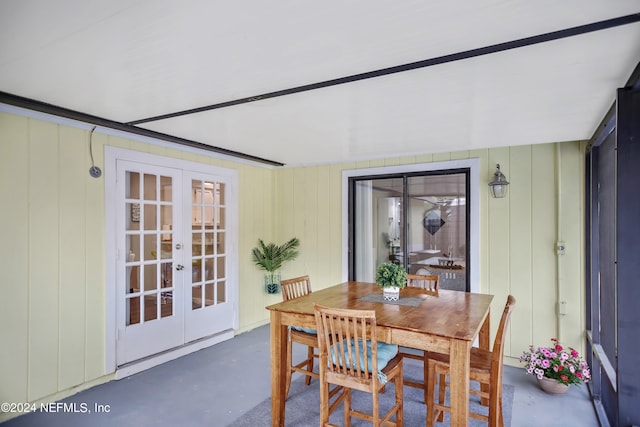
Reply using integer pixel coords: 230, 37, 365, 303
537, 376, 570, 395
383, 286, 400, 302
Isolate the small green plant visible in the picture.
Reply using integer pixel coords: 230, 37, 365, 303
251, 237, 300, 294
375, 262, 407, 289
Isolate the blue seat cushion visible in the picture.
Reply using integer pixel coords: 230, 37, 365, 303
329, 339, 398, 384
290, 326, 317, 334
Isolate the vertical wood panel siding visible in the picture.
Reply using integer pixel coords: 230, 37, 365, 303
530, 145, 558, 346
508, 145, 533, 358
0, 113, 30, 404
84, 131, 107, 382
29, 119, 60, 400
274, 143, 586, 366
58, 126, 86, 391
557, 141, 586, 347
238, 162, 274, 328
0, 109, 586, 417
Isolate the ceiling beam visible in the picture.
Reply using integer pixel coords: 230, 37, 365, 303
128, 13, 640, 125
0, 91, 284, 166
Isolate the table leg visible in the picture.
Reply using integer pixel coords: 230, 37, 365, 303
449, 339, 471, 427
270, 311, 287, 427
479, 310, 491, 406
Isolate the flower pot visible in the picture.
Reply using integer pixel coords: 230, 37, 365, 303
537, 376, 570, 395
264, 273, 281, 295
383, 286, 400, 302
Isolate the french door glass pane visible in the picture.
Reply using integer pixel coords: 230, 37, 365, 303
127, 297, 140, 325
143, 174, 156, 200
217, 282, 226, 303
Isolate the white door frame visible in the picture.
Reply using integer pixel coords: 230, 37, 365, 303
105, 147, 238, 376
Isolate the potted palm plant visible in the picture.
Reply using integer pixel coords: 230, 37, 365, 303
375, 262, 407, 301
251, 237, 300, 294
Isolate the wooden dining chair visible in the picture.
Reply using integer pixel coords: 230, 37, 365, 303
314, 303, 404, 427
400, 273, 439, 401
280, 275, 318, 397
425, 295, 516, 427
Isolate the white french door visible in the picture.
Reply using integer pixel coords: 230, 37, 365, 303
116, 161, 183, 364
183, 171, 234, 342
113, 157, 236, 366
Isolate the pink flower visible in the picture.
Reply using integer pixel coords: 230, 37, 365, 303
521, 338, 591, 385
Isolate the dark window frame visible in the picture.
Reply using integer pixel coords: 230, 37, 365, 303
348, 168, 471, 292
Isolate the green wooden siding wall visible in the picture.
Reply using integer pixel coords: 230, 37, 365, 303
0, 110, 585, 421
272, 143, 586, 367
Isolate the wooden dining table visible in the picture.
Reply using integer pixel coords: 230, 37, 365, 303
267, 281, 493, 427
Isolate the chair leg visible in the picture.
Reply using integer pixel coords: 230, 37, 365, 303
437, 373, 446, 422
372, 387, 379, 427
285, 335, 293, 397
426, 361, 436, 427
422, 351, 428, 403
396, 369, 404, 427
488, 382, 503, 427
319, 379, 330, 426
344, 388, 352, 427
305, 345, 314, 385
481, 381, 490, 406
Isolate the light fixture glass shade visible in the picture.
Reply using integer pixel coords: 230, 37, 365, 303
488, 164, 509, 198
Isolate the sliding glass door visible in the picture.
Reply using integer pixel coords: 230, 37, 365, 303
350, 169, 470, 291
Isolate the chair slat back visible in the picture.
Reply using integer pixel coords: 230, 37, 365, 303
281, 275, 312, 301
406, 273, 439, 291
314, 304, 377, 382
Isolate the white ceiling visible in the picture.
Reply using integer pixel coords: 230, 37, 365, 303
1, 1, 639, 166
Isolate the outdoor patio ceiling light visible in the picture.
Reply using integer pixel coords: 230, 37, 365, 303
488, 164, 509, 198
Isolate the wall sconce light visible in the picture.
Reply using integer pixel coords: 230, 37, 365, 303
488, 163, 509, 198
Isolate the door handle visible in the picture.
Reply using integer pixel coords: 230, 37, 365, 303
176, 264, 184, 271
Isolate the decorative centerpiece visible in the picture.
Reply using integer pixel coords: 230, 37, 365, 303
520, 338, 591, 394
375, 262, 407, 302
251, 237, 300, 294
